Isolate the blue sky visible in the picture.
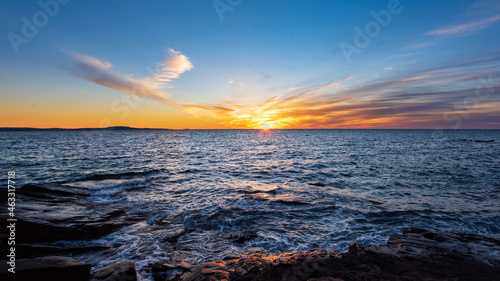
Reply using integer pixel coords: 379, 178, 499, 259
1, 0, 500, 128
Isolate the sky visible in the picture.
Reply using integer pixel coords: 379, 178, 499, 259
1, 0, 500, 129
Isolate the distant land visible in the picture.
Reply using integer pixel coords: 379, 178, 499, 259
1, 127, 499, 131
0, 126, 172, 131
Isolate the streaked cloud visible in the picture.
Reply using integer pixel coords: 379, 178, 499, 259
60, 49, 500, 129
405, 42, 436, 50
60, 49, 241, 118
193, 52, 500, 129
61, 49, 194, 108
426, 14, 500, 36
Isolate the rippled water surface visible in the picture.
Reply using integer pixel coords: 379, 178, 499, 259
1, 129, 499, 280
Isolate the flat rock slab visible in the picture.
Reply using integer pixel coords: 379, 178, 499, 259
150, 260, 192, 281
180, 227, 500, 281
0, 256, 91, 281
0, 183, 139, 244
364, 226, 500, 280
90, 261, 138, 281
0, 243, 113, 259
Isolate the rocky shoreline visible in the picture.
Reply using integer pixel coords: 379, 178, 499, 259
1, 183, 499, 280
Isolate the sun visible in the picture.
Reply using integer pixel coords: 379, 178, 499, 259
260, 123, 271, 130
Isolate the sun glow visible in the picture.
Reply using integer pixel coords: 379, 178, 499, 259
261, 123, 271, 130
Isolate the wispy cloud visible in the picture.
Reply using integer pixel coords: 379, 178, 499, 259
145, 48, 193, 86
60, 49, 500, 129
228, 79, 247, 89
61, 49, 241, 117
426, 14, 500, 36
193, 52, 500, 129
61, 48, 194, 108
405, 41, 436, 50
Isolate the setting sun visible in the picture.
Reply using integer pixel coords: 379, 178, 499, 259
3, 1, 500, 280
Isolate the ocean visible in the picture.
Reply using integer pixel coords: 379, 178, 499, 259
2, 129, 500, 280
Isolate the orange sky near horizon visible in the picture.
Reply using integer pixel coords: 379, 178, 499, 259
2, 1, 500, 130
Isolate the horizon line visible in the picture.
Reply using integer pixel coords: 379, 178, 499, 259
1, 126, 500, 131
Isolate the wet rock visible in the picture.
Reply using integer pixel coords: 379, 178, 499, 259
18, 183, 91, 198
461, 139, 495, 143
180, 227, 500, 281
309, 182, 326, 187
273, 199, 310, 205
0, 183, 137, 244
181, 249, 333, 281
90, 261, 138, 281
150, 260, 192, 281
0, 256, 91, 281
0, 243, 112, 259
161, 224, 190, 243
364, 226, 500, 280
307, 277, 344, 281
227, 231, 258, 244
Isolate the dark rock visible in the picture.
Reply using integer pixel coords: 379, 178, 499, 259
228, 231, 258, 244
90, 261, 138, 281
161, 224, 190, 243
461, 139, 495, 143
309, 182, 326, 187
0, 243, 112, 259
180, 249, 333, 281
274, 199, 310, 205
180, 227, 500, 281
0, 256, 91, 281
364, 226, 500, 279
307, 277, 344, 281
0, 183, 137, 244
150, 260, 191, 281
18, 183, 91, 198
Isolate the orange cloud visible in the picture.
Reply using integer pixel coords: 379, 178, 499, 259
190, 53, 500, 129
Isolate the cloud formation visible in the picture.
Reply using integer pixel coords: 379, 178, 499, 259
61, 49, 194, 108
61, 48, 241, 117
61, 48, 500, 129
228, 79, 247, 89
425, 14, 500, 36
199, 52, 500, 129
145, 48, 194, 86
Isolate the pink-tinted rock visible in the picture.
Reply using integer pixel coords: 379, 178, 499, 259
180, 227, 500, 281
